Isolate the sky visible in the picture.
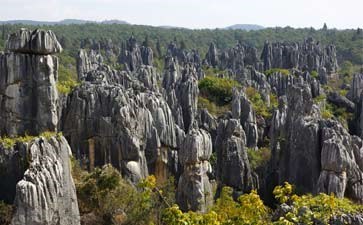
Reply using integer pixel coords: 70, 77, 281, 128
0, 0, 362, 29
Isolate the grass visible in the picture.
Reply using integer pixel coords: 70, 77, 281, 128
198, 96, 231, 117
0, 131, 62, 148
264, 68, 290, 77
247, 147, 271, 170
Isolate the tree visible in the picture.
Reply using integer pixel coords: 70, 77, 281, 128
322, 23, 328, 30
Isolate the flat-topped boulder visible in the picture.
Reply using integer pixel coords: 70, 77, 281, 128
5, 28, 62, 55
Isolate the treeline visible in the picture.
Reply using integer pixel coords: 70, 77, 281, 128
0, 23, 362, 65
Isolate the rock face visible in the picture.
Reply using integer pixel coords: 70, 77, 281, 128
0, 35, 60, 136
0, 29, 80, 225
5, 28, 62, 55
10, 136, 80, 225
119, 36, 153, 71
261, 38, 338, 74
215, 119, 254, 192
76, 49, 103, 79
232, 88, 258, 148
162, 57, 199, 132
63, 53, 182, 183
268, 84, 363, 203
177, 128, 213, 212
204, 42, 263, 75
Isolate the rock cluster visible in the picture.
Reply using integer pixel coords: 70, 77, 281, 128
0, 29, 80, 225
177, 129, 213, 212
261, 38, 338, 74
0, 29, 60, 136
10, 136, 80, 225
268, 83, 363, 203
119, 36, 153, 71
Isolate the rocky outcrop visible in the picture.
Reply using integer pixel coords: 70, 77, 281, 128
5, 28, 62, 55
119, 36, 153, 71
269, 84, 322, 194
0, 29, 80, 225
215, 119, 254, 192
317, 120, 363, 200
348, 73, 363, 103
177, 128, 213, 212
261, 38, 338, 74
76, 49, 103, 79
204, 42, 263, 75
0, 36, 60, 136
162, 58, 199, 132
61, 80, 182, 183
9, 136, 80, 225
232, 88, 258, 148
268, 83, 363, 202
327, 91, 355, 113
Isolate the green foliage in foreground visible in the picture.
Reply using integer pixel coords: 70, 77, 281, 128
0, 131, 61, 148
199, 76, 241, 105
72, 162, 175, 225
273, 182, 363, 224
0, 201, 13, 225
264, 68, 290, 77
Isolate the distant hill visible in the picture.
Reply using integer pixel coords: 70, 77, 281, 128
224, 24, 264, 31
0, 19, 129, 25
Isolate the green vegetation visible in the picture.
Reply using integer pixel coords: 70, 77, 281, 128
72, 161, 175, 225
162, 187, 270, 225
0, 131, 61, 148
0, 201, 13, 225
264, 68, 290, 77
321, 102, 353, 127
199, 76, 241, 105
273, 182, 363, 224
310, 70, 318, 79
247, 147, 271, 170
245, 87, 275, 118
203, 66, 228, 77
57, 52, 79, 94
198, 96, 231, 117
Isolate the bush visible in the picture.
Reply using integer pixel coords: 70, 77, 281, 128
245, 87, 272, 118
273, 182, 363, 224
310, 70, 318, 79
199, 76, 241, 105
73, 162, 175, 225
198, 96, 231, 116
247, 147, 271, 170
0, 131, 60, 148
264, 68, 290, 77
0, 201, 13, 225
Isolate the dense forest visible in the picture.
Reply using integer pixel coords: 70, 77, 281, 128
0, 23, 362, 66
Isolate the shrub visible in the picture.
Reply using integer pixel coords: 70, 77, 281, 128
245, 87, 272, 118
310, 70, 318, 79
73, 162, 175, 225
199, 76, 241, 105
247, 147, 271, 170
273, 182, 363, 224
198, 96, 231, 116
0, 131, 60, 148
0, 201, 13, 225
264, 68, 290, 77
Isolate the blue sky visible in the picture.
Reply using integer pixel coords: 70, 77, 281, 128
0, 0, 362, 29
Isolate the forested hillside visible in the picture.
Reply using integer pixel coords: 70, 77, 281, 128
0, 23, 362, 66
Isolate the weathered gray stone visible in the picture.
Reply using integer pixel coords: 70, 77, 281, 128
215, 119, 254, 191
177, 128, 213, 212
6, 28, 62, 55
